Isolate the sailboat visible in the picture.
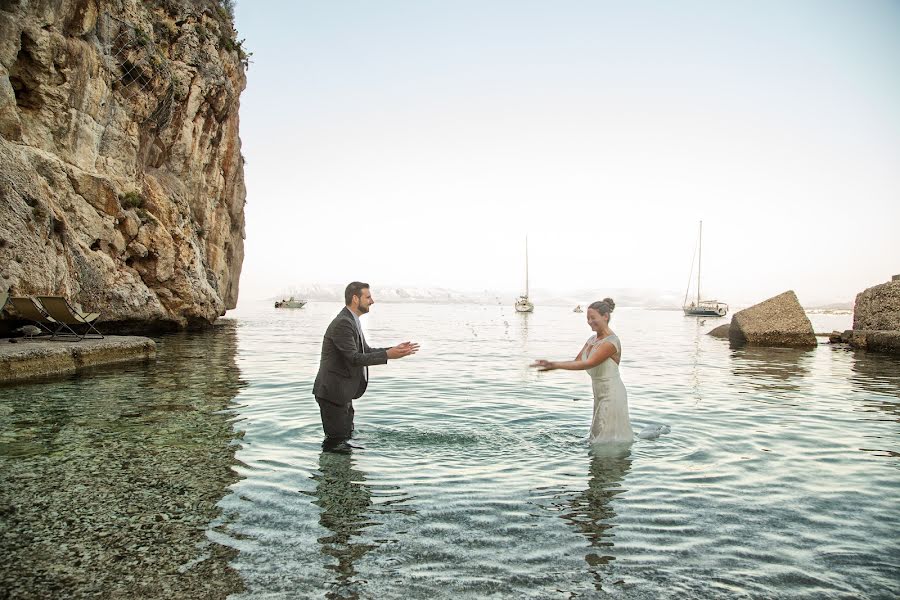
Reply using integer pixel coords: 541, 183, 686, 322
683, 220, 728, 317
514, 236, 534, 313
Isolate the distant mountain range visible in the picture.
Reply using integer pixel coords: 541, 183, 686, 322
273, 284, 691, 309
268, 283, 853, 311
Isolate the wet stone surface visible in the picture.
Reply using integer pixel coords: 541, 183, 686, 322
0, 336, 157, 383
0, 322, 245, 599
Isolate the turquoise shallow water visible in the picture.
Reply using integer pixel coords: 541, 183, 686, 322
1, 302, 897, 599
217, 302, 899, 599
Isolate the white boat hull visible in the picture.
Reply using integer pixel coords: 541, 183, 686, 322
683, 301, 727, 317
515, 296, 534, 313
275, 300, 307, 309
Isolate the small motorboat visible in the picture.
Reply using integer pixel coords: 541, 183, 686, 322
275, 296, 306, 309
573, 305, 583, 313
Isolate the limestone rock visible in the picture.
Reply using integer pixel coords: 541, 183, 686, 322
729, 290, 817, 347
708, 323, 731, 338
840, 329, 900, 354
853, 279, 900, 331
0, 1, 246, 329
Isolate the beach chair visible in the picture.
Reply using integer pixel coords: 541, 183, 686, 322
8, 296, 57, 335
36, 296, 104, 340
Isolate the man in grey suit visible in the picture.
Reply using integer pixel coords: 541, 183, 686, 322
313, 281, 418, 450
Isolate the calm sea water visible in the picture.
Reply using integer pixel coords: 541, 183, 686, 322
216, 301, 898, 599
1, 302, 898, 599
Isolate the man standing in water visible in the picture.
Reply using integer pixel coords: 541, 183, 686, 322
313, 282, 419, 451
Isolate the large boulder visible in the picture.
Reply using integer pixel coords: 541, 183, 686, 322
853, 278, 900, 331
729, 290, 817, 347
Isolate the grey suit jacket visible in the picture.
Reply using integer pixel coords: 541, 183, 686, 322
313, 307, 389, 405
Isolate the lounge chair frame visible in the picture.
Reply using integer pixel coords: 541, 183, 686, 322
8, 296, 57, 336
36, 296, 104, 341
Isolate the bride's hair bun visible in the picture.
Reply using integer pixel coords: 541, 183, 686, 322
588, 297, 615, 317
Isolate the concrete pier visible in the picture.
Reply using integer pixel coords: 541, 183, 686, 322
0, 336, 156, 383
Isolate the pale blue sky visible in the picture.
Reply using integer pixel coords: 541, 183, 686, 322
233, 1, 900, 306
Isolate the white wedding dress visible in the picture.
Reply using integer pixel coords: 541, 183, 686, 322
583, 334, 633, 444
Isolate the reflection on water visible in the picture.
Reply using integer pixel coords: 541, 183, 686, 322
560, 447, 632, 591
848, 350, 900, 409
847, 350, 900, 458
729, 345, 814, 393
305, 450, 376, 600
517, 311, 530, 348
299, 448, 419, 600
0, 321, 245, 598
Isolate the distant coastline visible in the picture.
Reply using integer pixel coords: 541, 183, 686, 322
256, 283, 853, 312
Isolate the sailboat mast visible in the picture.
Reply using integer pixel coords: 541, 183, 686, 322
525, 236, 529, 297
697, 220, 702, 305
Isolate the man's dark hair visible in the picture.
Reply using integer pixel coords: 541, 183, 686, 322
345, 281, 369, 305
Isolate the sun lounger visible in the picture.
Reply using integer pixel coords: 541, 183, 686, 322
8, 296, 57, 335
36, 296, 104, 340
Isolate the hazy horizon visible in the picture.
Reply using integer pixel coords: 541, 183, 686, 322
239, 280, 857, 310
233, 1, 900, 309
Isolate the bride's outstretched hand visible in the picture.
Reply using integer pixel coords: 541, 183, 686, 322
530, 359, 556, 371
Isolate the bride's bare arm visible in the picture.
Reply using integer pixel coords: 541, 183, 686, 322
532, 342, 617, 371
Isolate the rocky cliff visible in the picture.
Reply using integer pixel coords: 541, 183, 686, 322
0, 0, 246, 330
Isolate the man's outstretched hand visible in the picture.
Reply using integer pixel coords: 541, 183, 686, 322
387, 341, 419, 359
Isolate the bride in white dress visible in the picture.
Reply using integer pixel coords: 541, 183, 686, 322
531, 298, 633, 444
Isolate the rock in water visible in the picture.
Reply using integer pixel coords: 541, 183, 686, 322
708, 323, 731, 338
638, 424, 671, 440
729, 291, 816, 347
853, 278, 900, 331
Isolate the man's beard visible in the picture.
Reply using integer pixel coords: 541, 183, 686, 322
358, 303, 370, 314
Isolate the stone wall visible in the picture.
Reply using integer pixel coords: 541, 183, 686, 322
0, 0, 246, 329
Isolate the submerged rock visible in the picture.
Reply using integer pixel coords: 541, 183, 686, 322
708, 323, 731, 338
840, 329, 900, 353
729, 290, 817, 347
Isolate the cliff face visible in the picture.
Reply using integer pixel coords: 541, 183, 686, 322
0, 0, 246, 329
